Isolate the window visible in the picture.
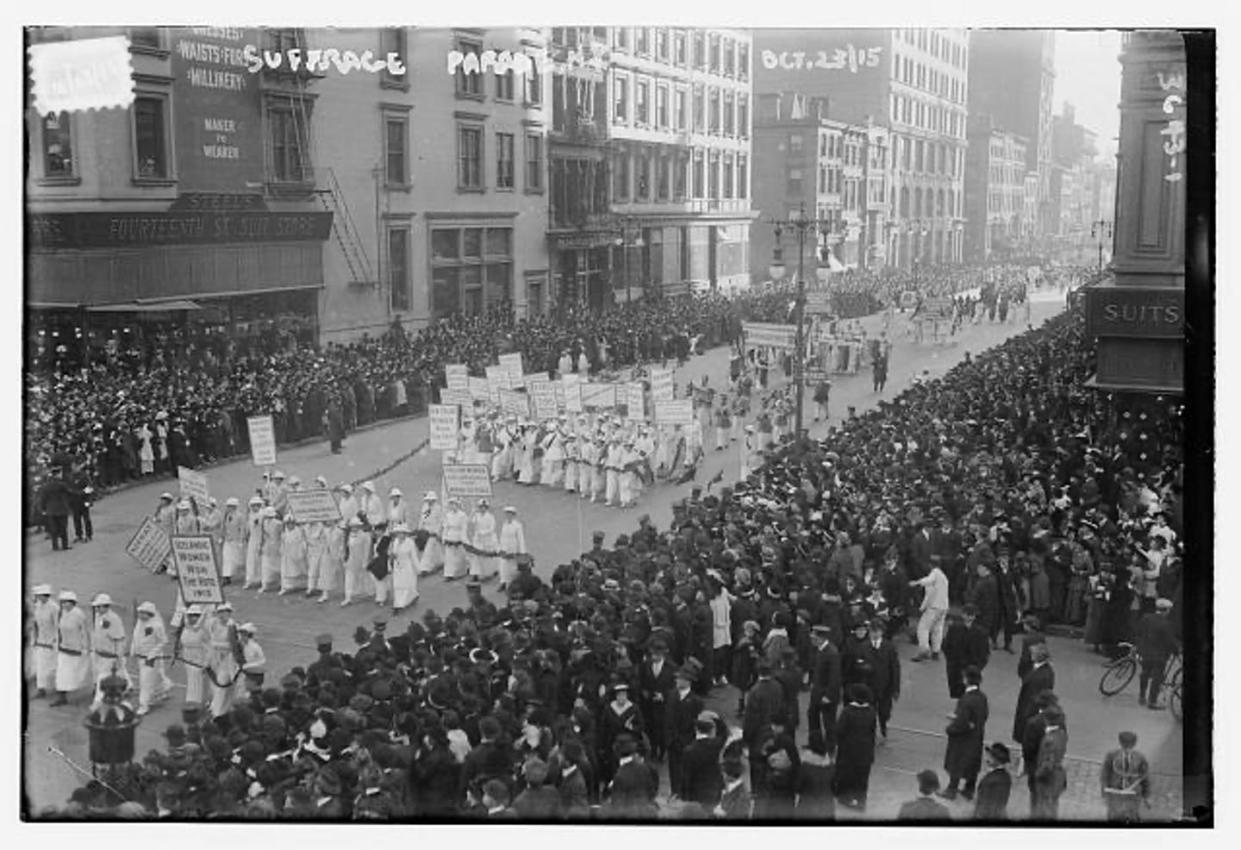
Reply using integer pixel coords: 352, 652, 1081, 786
738, 95, 748, 138
40, 111, 74, 179
266, 28, 303, 54
708, 34, 720, 73
724, 91, 735, 136
385, 116, 408, 185
656, 86, 669, 129
524, 66, 543, 105
819, 166, 827, 193
389, 228, 410, 312
636, 80, 650, 125
496, 69, 515, 101
680, 225, 691, 279
674, 89, 687, 130
693, 150, 705, 199
693, 32, 706, 70
430, 226, 514, 319
635, 27, 650, 56
636, 152, 651, 200
724, 153, 734, 199
674, 31, 687, 65
656, 29, 669, 61
740, 153, 751, 199
674, 155, 687, 199
128, 27, 162, 49
380, 28, 407, 88
709, 152, 720, 199
455, 39, 482, 97
525, 133, 543, 191
723, 39, 734, 76
457, 124, 483, 190
738, 43, 749, 79
496, 132, 515, 189
613, 28, 629, 51
708, 88, 720, 133
613, 75, 628, 123
526, 274, 544, 316
692, 85, 705, 132
614, 152, 629, 200
786, 167, 802, 196
789, 133, 804, 154
657, 155, 670, 200
133, 95, 170, 180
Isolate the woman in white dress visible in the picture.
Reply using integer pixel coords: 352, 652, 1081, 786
244, 497, 264, 589
497, 506, 527, 589
137, 424, 155, 476
516, 426, 538, 485
469, 499, 500, 581
342, 516, 371, 606
417, 492, 444, 575
388, 523, 420, 613
440, 498, 470, 580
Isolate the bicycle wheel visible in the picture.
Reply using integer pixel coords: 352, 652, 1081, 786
1100, 658, 1137, 696
1169, 684, 1183, 722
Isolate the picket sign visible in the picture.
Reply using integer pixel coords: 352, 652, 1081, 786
442, 464, 493, 498
125, 516, 171, 572
177, 466, 210, 505
428, 404, 461, 450
246, 415, 277, 466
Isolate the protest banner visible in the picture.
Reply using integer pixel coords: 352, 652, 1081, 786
562, 374, 582, 412
171, 535, 224, 606
125, 516, 171, 572
803, 367, 831, 385
805, 291, 834, 315
286, 489, 344, 524
177, 466, 210, 505
429, 404, 460, 450
442, 464, 493, 498
649, 367, 674, 402
439, 388, 472, 408
624, 382, 645, 421
246, 415, 277, 467
444, 363, 469, 391
654, 399, 695, 426
581, 382, 616, 409
468, 376, 491, 401
499, 353, 524, 388
485, 365, 508, 402
531, 380, 559, 420
499, 389, 530, 418
524, 371, 551, 386
742, 322, 797, 350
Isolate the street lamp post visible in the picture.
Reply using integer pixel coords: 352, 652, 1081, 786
1090, 219, 1113, 274
615, 218, 646, 305
767, 203, 832, 439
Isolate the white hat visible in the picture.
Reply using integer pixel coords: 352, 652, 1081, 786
223, 497, 239, 507
59, 591, 77, 603
155, 410, 169, 420
91, 593, 113, 607
186, 604, 204, 616
391, 522, 411, 535
160, 492, 174, 501
216, 602, 234, 612
33, 584, 53, 596
177, 500, 191, 510
207, 497, 219, 508
477, 498, 490, 508
262, 506, 278, 518
504, 506, 517, 513
337, 483, 354, 494
315, 475, 328, 487
237, 622, 257, 634
273, 470, 286, 479
424, 491, 438, 500
248, 496, 264, 506
348, 516, 364, 528
289, 476, 302, 486
390, 487, 403, 497
137, 601, 157, 615
362, 481, 376, 493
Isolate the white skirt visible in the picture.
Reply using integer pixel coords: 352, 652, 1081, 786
56, 650, 91, 692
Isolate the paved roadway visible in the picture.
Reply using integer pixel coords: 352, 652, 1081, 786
24, 288, 1182, 820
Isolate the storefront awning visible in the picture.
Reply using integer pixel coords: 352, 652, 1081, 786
189, 283, 324, 300
87, 300, 201, 313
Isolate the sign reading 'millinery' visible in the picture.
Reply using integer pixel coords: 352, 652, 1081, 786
26, 212, 334, 250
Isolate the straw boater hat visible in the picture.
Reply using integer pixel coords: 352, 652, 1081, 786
33, 584, 52, 596
424, 492, 438, 501
59, 591, 77, 603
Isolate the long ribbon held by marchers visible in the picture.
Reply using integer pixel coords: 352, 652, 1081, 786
347, 438, 430, 491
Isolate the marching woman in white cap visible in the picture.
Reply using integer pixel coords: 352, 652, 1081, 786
388, 523, 420, 613
388, 487, 409, 527
469, 499, 500, 582
51, 591, 90, 706
417, 492, 445, 576
234, 623, 266, 702
130, 601, 173, 715
258, 506, 283, 593
153, 492, 176, 573
315, 516, 344, 604
243, 496, 264, 590
516, 426, 538, 485
31, 585, 59, 698
441, 497, 470, 580
221, 497, 247, 586
498, 507, 527, 590
360, 481, 385, 532
337, 482, 359, 525
90, 594, 131, 706
177, 604, 210, 707
303, 514, 330, 600
342, 516, 371, 606
279, 513, 309, 595
208, 603, 239, 717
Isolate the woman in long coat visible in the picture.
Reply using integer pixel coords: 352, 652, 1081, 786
833, 683, 877, 810
1083, 569, 1111, 651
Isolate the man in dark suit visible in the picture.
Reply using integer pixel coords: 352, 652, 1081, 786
897, 770, 952, 820
1016, 614, 1048, 681
967, 563, 1001, 638
678, 715, 724, 806
858, 618, 901, 741
941, 666, 989, 800
1012, 643, 1055, 744
460, 716, 514, 804
1020, 693, 1065, 802
1031, 705, 1068, 820
639, 638, 677, 760
715, 758, 751, 819
908, 522, 934, 579
743, 661, 786, 750
607, 735, 658, 818
665, 665, 703, 796
943, 604, 991, 699
806, 625, 842, 754
37, 470, 79, 552
973, 742, 1014, 820
1135, 598, 1180, 708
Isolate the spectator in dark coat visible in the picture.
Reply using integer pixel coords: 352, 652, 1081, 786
833, 684, 877, 811
410, 728, 461, 816
678, 716, 724, 806
967, 563, 1001, 636
460, 716, 513, 803
941, 666, 989, 800
943, 604, 991, 699
512, 759, 561, 818
1016, 614, 1049, 681
973, 742, 1014, 821
37, 473, 78, 551
1012, 643, 1055, 743
898, 770, 952, 821
807, 626, 842, 754
794, 731, 836, 821
554, 741, 590, 818
607, 736, 658, 818
743, 662, 786, 750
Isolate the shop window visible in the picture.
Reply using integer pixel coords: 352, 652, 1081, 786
40, 111, 74, 180
388, 228, 410, 312
133, 94, 172, 181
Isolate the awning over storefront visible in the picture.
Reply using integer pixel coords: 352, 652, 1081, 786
87, 300, 202, 313
191, 283, 325, 300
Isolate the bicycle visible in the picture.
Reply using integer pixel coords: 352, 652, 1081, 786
1099, 642, 1139, 696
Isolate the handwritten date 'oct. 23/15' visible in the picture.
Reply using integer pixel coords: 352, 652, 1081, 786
761, 45, 883, 74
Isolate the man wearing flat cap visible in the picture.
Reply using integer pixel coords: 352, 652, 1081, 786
1100, 731, 1150, 822
1135, 598, 1179, 709
807, 625, 842, 755
973, 742, 1013, 820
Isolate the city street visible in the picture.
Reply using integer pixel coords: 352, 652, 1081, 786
23, 290, 1181, 819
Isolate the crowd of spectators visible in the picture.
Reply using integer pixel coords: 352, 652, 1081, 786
44, 298, 1183, 820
